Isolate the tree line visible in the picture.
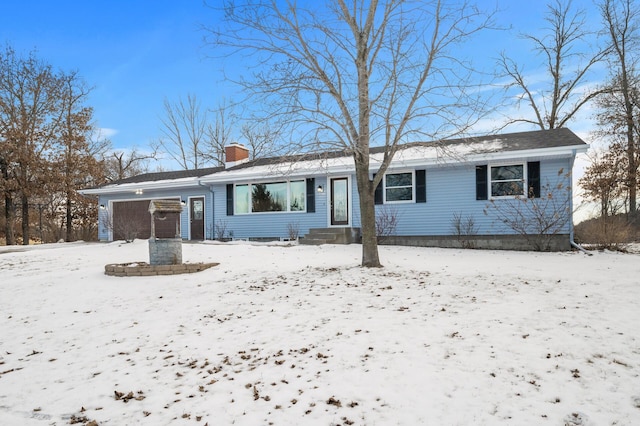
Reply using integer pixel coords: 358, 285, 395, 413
0, 45, 155, 245
576, 0, 640, 244
0, 46, 283, 245
495, 0, 639, 245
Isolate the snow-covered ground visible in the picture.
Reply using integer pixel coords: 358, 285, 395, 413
0, 240, 638, 425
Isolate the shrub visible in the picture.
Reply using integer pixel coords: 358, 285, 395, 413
450, 212, 478, 248
376, 206, 399, 241
287, 222, 300, 240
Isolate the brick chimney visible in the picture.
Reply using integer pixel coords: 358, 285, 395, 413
225, 143, 250, 168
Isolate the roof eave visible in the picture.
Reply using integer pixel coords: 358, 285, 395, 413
391, 144, 589, 168
81, 143, 589, 193
78, 177, 204, 195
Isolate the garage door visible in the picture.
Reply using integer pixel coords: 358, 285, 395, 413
112, 199, 180, 241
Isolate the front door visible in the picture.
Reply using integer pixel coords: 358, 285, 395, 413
330, 177, 349, 226
190, 197, 205, 240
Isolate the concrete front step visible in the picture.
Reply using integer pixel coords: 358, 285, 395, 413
300, 227, 361, 245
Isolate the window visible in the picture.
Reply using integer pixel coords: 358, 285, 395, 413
234, 180, 306, 214
385, 172, 413, 202
252, 182, 287, 212
290, 180, 306, 211
375, 170, 425, 204
192, 199, 203, 220
235, 184, 250, 214
490, 164, 524, 197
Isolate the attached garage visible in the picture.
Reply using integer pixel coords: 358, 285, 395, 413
111, 199, 180, 241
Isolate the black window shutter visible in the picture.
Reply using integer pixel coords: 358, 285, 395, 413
528, 161, 541, 198
226, 184, 234, 215
306, 178, 315, 213
415, 169, 426, 203
373, 173, 383, 205
476, 165, 488, 200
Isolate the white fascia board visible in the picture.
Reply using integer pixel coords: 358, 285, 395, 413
79, 177, 201, 195
199, 159, 356, 184
378, 144, 590, 170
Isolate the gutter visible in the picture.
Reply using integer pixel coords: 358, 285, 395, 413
568, 149, 592, 256
198, 180, 215, 240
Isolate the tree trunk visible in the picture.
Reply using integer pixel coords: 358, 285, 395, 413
355, 163, 381, 267
4, 194, 15, 245
21, 194, 29, 245
627, 129, 637, 223
66, 194, 73, 242
1, 158, 16, 245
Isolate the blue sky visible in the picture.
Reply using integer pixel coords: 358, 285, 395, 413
1, 1, 605, 156
1, 1, 233, 151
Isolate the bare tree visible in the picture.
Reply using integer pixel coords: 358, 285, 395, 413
207, 0, 496, 267
599, 0, 640, 221
498, 0, 607, 130
103, 148, 157, 182
240, 121, 284, 160
156, 94, 210, 170
202, 100, 237, 166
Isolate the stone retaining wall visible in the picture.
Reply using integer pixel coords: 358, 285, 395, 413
379, 234, 571, 251
105, 262, 218, 277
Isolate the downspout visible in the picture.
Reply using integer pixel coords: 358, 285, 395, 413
198, 181, 215, 240
569, 150, 592, 255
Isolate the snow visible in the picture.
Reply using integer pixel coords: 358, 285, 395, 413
0, 240, 639, 425
200, 141, 509, 183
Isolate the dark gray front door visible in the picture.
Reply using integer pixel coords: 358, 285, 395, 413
190, 197, 205, 240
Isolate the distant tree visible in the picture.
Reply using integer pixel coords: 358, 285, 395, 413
53, 71, 100, 241
202, 100, 237, 166
103, 148, 157, 182
240, 121, 284, 160
498, 0, 607, 130
598, 0, 640, 221
156, 94, 210, 170
0, 45, 63, 245
579, 143, 628, 219
208, 0, 497, 267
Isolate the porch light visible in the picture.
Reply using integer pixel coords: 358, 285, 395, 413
317, 185, 324, 193
99, 204, 105, 210
181, 199, 186, 206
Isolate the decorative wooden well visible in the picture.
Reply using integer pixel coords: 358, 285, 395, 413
148, 200, 183, 265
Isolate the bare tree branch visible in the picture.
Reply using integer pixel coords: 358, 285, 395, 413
498, 0, 608, 130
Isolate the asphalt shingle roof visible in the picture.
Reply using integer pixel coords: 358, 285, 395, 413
108, 166, 224, 185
